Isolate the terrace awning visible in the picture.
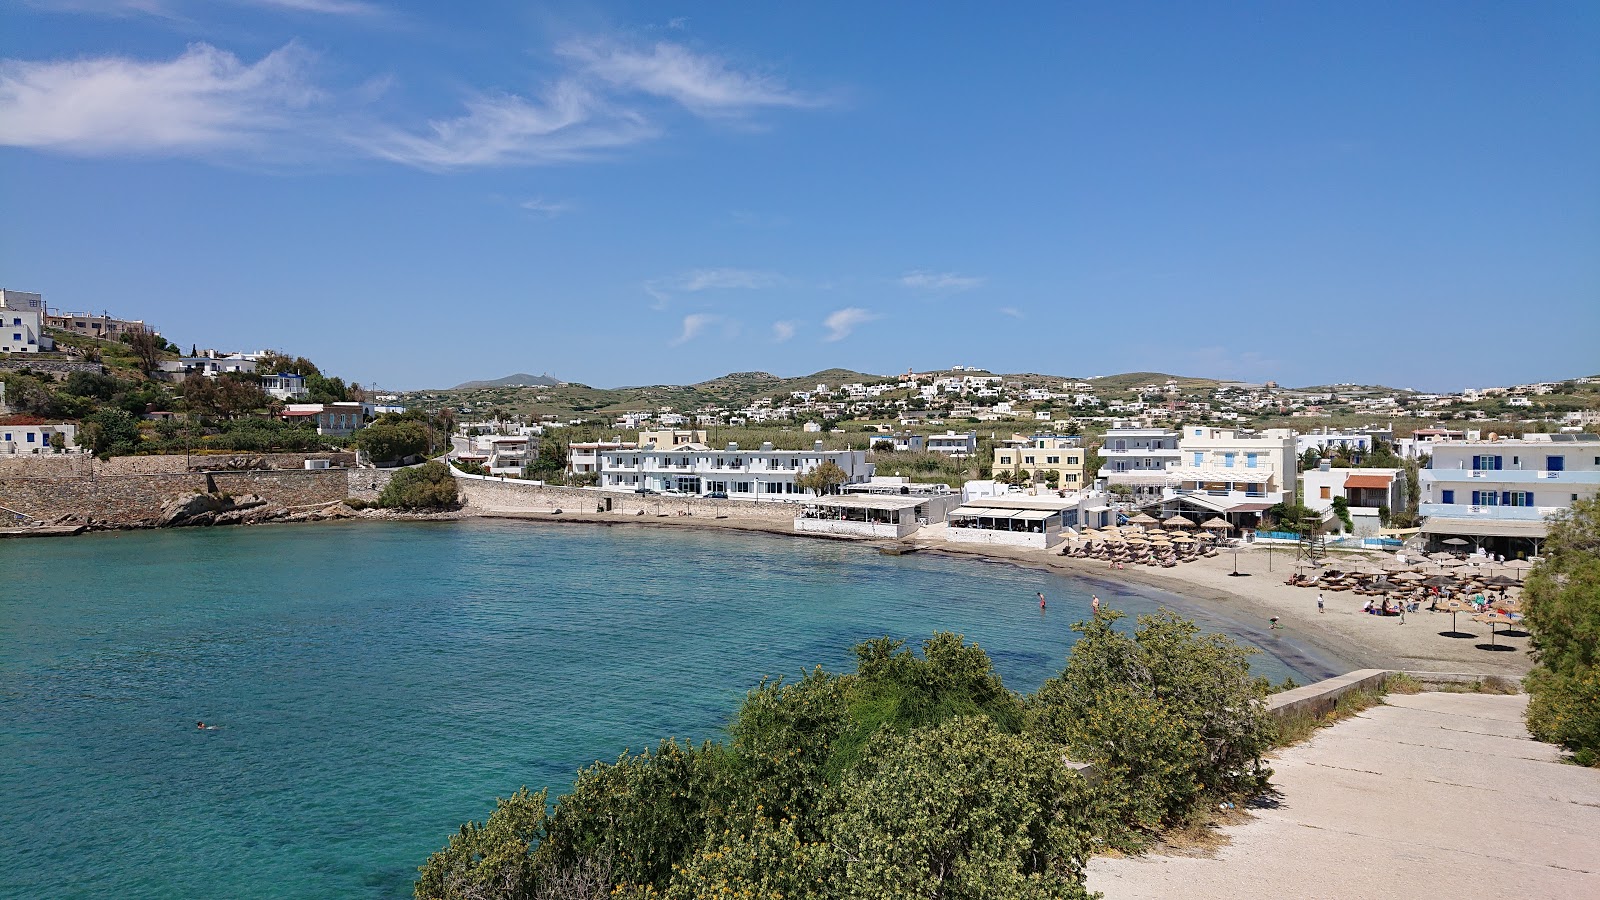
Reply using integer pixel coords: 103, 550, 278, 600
1345, 475, 1393, 489
1421, 518, 1549, 539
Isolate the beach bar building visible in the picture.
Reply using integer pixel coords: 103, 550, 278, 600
795, 495, 934, 539
943, 496, 1083, 549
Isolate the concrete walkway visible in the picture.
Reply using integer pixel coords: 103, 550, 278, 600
1087, 692, 1600, 900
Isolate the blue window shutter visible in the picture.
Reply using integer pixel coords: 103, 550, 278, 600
1442, 490, 1454, 504
1502, 491, 1511, 505
1495, 456, 1503, 470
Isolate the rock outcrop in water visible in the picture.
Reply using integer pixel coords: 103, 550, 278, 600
156, 492, 287, 527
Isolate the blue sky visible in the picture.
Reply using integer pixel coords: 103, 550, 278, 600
3, 1, 1596, 392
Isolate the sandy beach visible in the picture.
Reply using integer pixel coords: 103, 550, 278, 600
466, 503, 1533, 680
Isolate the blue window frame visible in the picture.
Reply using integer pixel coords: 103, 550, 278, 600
26, 433, 35, 442
1441, 489, 1454, 504
1503, 491, 1534, 507
1471, 455, 1503, 471
1192, 452, 1203, 466
1246, 453, 1258, 468
11, 334, 19, 342
1470, 490, 1499, 506
1223, 452, 1235, 468
1546, 456, 1564, 472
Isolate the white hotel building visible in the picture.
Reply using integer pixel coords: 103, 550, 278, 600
1419, 432, 1600, 555
597, 440, 874, 500
1150, 427, 1298, 530
1096, 424, 1181, 500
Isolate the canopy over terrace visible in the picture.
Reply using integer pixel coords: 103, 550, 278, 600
800, 494, 930, 525
1421, 517, 1550, 557
796, 494, 933, 539
947, 496, 1081, 548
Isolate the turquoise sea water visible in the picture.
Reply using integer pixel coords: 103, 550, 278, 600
0, 520, 1336, 898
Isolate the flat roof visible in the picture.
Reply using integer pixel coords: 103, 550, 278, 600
960, 496, 1079, 511
951, 504, 1062, 521
807, 495, 928, 511
1421, 518, 1549, 539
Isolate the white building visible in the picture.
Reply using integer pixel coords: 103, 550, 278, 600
1097, 424, 1181, 500
1300, 462, 1407, 536
925, 430, 978, 457
568, 439, 637, 477
597, 440, 873, 500
1, 421, 77, 454
158, 356, 259, 379
0, 289, 54, 354
260, 373, 309, 401
796, 494, 939, 540
1419, 432, 1600, 555
1295, 428, 1374, 457
944, 491, 1113, 550
480, 435, 535, 476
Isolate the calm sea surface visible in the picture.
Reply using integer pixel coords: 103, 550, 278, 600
0, 520, 1334, 898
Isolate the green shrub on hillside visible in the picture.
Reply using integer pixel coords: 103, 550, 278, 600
416, 619, 1273, 899
1523, 497, 1600, 766
378, 461, 458, 510
1028, 611, 1272, 845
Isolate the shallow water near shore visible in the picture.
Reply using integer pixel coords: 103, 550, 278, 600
1, 519, 1329, 899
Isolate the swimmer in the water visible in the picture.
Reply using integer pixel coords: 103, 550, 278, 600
1037, 592, 1046, 609
197, 721, 206, 730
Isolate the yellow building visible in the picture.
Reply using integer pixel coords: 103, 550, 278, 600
992, 434, 1088, 487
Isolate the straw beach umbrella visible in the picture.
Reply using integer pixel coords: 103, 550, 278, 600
1436, 597, 1474, 635
1201, 516, 1232, 531
1473, 612, 1519, 650
1164, 514, 1197, 528
1504, 559, 1534, 581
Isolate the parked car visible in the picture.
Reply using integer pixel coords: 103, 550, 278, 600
702, 491, 729, 499
634, 488, 658, 495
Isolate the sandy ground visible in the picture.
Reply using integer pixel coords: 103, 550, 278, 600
467, 504, 1533, 679
1086, 692, 1599, 900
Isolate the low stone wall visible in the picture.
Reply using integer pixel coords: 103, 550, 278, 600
456, 475, 799, 524
0, 451, 357, 478
0, 470, 353, 525
945, 528, 1062, 549
0, 358, 105, 378
795, 517, 914, 539
1264, 668, 1390, 722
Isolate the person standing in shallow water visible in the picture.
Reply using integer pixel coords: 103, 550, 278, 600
1091, 595, 1101, 615
1037, 592, 1047, 610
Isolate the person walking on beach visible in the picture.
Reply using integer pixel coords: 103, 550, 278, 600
1317, 592, 1325, 614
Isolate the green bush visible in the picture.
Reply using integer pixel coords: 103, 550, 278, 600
1028, 611, 1272, 845
355, 418, 430, 464
378, 461, 459, 510
1522, 497, 1600, 765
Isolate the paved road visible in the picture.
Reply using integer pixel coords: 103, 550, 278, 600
1087, 692, 1600, 900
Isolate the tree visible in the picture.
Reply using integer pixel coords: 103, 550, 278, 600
415, 788, 549, 900
81, 408, 142, 458
1523, 497, 1600, 765
1330, 496, 1354, 532
378, 461, 459, 509
124, 330, 164, 376
1040, 469, 1061, 489
1300, 447, 1324, 471
797, 459, 848, 496
524, 436, 566, 482
355, 418, 430, 464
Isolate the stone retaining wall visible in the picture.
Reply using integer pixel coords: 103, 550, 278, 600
456, 475, 799, 524
0, 358, 106, 378
0, 470, 354, 525
0, 451, 356, 477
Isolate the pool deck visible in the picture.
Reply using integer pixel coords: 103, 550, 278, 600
1086, 692, 1600, 900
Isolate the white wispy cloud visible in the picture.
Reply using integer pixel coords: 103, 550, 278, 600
0, 34, 825, 169
359, 81, 656, 169
558, 38, 820, 116
899, 270, 984, 292
644, 267, 783, 303
998, 306, 1023, 319
672, 313, 721, 345
520, 197, 573, 218
0, 42, 323, 157
243, 0, 381, 14
771, 320, 797, 342
822, 307, 879, 342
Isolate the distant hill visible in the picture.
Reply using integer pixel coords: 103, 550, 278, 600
451, 373, 562, 390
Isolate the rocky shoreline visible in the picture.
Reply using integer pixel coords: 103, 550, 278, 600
18, 490, 462, 533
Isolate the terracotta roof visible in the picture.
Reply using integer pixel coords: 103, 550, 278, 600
1344, 474, 1393, 489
